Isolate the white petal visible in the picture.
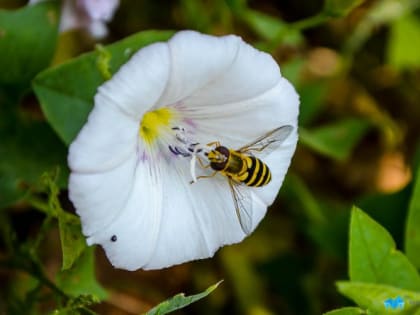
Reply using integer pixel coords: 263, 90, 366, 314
69, 154, 137, 236
87, 21, 108, 39
89, 158, 269, 270
68, 30, 300, 271
87, 161, 163, 271
250, 192, 269, 230
253, 128, 298, 206
184, 77, 300, 150
68, 101, 138, 173
248, 78, 300, 207
59, 0, 85, 33
80, 0, 120, 21
97, 42, 170, 119
143, 161, 246, 269
185, 37, 281, 107
187, 77, 299, 208
156, 31, 241, 107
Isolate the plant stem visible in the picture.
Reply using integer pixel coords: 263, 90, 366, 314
290, 12, 330, 31
26, 196, 53, 216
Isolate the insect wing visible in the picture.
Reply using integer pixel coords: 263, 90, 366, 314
238, 125, 293, 158
228, 179, 253, 235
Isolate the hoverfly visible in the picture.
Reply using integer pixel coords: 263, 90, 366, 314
193, 125, 294, 235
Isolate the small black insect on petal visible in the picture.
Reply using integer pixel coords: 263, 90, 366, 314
111, 235, 117, 242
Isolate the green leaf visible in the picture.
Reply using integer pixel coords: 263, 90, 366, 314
58, 212, 87, 271
350, 207, 420, 291
337, 281, 420, 314
323, 307, 366, 315
324, 0, 365, 17
241, 9, 284, 41
33, 30, 174, 145
240, 9, 303, 47
145, 281, 222, 315
0, 119, 67, 209
300, 118, 370, 161
357, 185, 412, 249
387, 13, 420, 69
56, 247, 107, 300
405, 167, 420, 268
0, 1, 58, 87
38, 169, 86, 270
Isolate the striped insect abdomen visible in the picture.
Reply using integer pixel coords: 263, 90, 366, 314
241, 156, 271, 187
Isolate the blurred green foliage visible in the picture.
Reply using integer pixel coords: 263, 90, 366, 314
1, 0, 420, 314
0, 0, 58, 88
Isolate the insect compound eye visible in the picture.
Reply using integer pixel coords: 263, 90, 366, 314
216, 146, 230, 158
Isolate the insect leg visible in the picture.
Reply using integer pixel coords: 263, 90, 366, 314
189, 171, 218, 184
206, 141, 221, 147
196, 156, 211, 168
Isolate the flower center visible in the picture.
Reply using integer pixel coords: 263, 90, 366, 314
139, 107, 174, 144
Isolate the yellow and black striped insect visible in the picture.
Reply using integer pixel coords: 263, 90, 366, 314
196, 125, 294, 234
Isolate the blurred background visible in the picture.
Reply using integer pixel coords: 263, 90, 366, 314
1, 0, 420, 314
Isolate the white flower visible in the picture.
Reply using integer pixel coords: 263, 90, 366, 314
29, 0, 119, 38
68, 30, 299, 270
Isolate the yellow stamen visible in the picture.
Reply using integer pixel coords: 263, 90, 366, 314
139, 107, 174, 144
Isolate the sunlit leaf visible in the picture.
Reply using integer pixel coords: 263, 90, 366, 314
56, 247, 107, 300
145, 281, 222, 315
350, 207, 420, 291
387, 13, 420, 69
337, 281, 420, 314
0, 0, 58, 87
300, 118, 370, 161
405, 167, 420, 268
324, 0, 365, 17
323, 306, 366, 315
33, 30, 174, 145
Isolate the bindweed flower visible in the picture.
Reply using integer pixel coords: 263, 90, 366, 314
68, 30, 299, 270
29, 0, 119, 38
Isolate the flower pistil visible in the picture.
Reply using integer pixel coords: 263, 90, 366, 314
139, 107, 175, 145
